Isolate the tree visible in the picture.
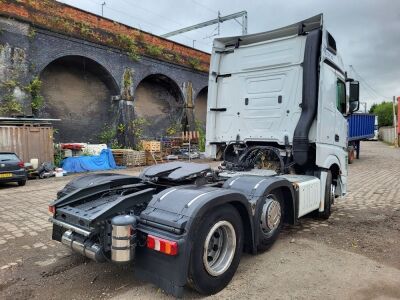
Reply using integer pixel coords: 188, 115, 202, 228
369, 101, 398, 127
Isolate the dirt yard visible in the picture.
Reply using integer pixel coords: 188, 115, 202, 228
0, 141, 399, 299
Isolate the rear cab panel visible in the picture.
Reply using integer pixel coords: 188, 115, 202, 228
206, 15, 322, 157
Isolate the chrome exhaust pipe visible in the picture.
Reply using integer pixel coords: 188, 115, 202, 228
61, 230, 105, 262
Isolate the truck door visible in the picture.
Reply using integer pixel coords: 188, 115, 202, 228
317, 65, 336, 146
335, 77, 348, 148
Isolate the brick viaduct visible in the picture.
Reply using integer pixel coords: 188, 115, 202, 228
0, 0, 210, 146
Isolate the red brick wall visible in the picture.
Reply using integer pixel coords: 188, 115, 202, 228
0, 0, 210, 72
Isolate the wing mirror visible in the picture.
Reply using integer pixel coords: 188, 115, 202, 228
349, 81, 360, 113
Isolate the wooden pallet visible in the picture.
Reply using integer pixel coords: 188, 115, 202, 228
145, 151, 164, 165
112, 149, 146, 167
142, 140, 161, 152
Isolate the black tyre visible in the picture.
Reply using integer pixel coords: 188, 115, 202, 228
18, 180, 26, 186
188, 204, 243, 295
318, 170, 334, 219
256, 191, 284, 252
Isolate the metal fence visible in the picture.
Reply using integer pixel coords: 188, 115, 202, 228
0, 125, 54, 164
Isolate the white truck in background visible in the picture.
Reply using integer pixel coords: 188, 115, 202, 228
49, 14, 360, 297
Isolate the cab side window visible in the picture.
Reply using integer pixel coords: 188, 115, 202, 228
336, 80, 346, 114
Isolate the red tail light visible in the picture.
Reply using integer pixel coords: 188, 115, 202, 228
48, 205, 56, 215
18, 161, 24, 168
147, 235, 178, 256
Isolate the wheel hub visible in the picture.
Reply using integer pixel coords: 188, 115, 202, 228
261, 197, 281, 232
203, 221, 236, 277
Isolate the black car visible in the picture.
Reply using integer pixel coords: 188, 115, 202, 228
0, 152, 27, 186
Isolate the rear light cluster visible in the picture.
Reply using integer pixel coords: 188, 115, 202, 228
18, 161, 24, 168
147, 235, 178, 256
48, 205, 56, 216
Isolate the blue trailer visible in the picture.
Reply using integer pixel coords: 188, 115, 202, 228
347, 113, 376, 163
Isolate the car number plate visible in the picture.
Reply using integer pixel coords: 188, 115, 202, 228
0, 173, 12, 178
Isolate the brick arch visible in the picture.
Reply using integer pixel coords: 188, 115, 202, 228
193, 85, 208, 126
38, 55, 121, 142
37, 54, 120, 94
193, 84, 208, 102
133, 73, 186, 138
133, 72, 184, 101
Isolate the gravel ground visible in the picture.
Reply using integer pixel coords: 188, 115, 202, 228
0, 141, 399, 299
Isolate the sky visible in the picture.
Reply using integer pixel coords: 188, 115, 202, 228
57, 0, 400, 110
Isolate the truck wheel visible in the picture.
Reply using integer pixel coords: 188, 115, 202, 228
348, 147, 355, 164
18, 180, 26, 186
256, 191, 284, 252
318, 171, 334, 219
188, 204, 243, 295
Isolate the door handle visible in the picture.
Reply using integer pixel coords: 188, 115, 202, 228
335, 134, 339, 142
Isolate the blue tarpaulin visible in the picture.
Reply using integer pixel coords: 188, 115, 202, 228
62, 149, 117, 173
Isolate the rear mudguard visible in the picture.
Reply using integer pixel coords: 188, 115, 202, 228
222, 175, 296, 254
135, 175, 295, 297
135, 185, 251, 297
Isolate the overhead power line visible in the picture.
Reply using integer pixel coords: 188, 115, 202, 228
84, 0, 211, 48
349, 65, 390, 100
161, 11, 248, 38
190, 0, 218, 15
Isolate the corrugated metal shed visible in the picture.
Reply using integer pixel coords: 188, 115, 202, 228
0, 118, 57, 164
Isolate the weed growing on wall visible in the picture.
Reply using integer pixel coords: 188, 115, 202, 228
188, 57, 201, 70
25, 76, 43, 112
0, 79, 23, 115
146, 44, 163, 57
116, 34, 140, 62
122, 68, 133, 100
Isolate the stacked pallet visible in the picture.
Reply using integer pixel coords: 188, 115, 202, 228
142, 141, 163, 165
112, 149, 146, 167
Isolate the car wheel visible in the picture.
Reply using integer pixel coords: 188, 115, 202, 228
256, 191, 284, 252
318, 171, 334, 219
18, 180, 26, 186
188, 204, 243, 295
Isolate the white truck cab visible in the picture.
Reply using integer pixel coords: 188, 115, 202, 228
206, 14, 360, 212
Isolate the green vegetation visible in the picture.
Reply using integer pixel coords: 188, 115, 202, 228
25, 76, 44, 111
174, 53, 182, 63
369, 102, 398, 127
0, 79, 23, 115
165, 122, 181, 136
131, 117, 149, 150
0, 97, 23, 115
99, 124, 122, 148
78, 22, 91, 36
122, 68, 133, 100
188, 57, 201, 70
116, 34, 140, 62
195, 120, 206, 152
28, 27, 36, 39
117, 123, 125, 134
146, 44, 163, 57
1, 79, 18, 90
